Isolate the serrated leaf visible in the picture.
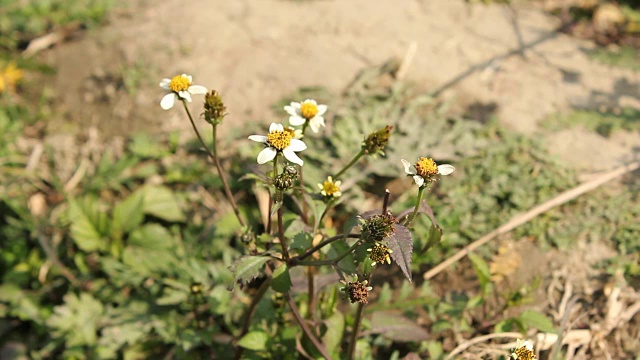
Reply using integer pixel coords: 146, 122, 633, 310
227, 256, 270, 291
68, 198, 108, 252
387, 224, 413, 282
112, 190, 144, 234
371, 312, 429, 342
519, 310, 556, 333
342, 214, 361, 235
238, 331, 268, 351
142, 185, 185, 222
324, 240, 357, 274
47, 293, 104, 348
271, 263, 291, 293
290, 232, 312, 251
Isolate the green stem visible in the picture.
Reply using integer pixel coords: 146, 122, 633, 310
405, 185, 425, 227
334, 149, 364, 179
291, 241, 360, 266
347, 302, 365, 360
182, 100, 246, 227
294, 234, 360, 261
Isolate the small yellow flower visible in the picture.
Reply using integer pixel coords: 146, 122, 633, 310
159, 74, 207, 110
0, 62, 24, 94
318, 176, 342, 198
367, 242, 393, 266
285, 99, 328, 133
511, 339, 536, 360
401, 157, 454, 187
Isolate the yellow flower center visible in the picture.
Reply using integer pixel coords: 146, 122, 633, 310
322, 179, 340, 196
267, 130, 293, 150
415, 157, 438, 177
300, 102, 318, 119
513, 347, 536, 360
369, 243, 392, 265
169, 75, 191, 93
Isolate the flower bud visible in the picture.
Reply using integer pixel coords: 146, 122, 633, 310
362, 125, 393, 156
203, 90, 227, 124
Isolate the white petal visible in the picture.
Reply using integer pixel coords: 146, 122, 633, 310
413, 175, 424, 187
317, 104, 328, 116
522, 341, 534, 351
248, 135, 268, 143
438, 164, 455, 175
288, 139, 307, 152
183, 74, 192, 83
160, 93, 176, 110
283, 148, 303, 166
179, 91, 192, 102
159, 78, 171, 89
289, 115, 306, 126
257, 147, 277, 164
309, 116, 325, 133
401, 159, 414, 175
269, 122, 281, 133
188, 85, 207, 94
284, 105, 299, 117
303, 99, 317, 106
290, 102, 301, 109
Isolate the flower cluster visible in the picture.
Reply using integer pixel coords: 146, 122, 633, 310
367, 242, 392, 266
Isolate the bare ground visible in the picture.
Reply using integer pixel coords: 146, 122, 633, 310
41, 0, 640, 172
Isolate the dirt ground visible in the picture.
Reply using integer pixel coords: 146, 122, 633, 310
42, 0, 640, 173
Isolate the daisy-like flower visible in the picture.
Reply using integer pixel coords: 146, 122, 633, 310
318, 176, 342, 198
159, 74, 207, 110
248, 123, 307, 166
367, 242, 393, 266
401, 157, 455, 187
511, 339, 536, 360
285, 99, 328, 133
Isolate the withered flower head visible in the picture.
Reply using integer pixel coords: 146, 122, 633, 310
340, 276, 373, 304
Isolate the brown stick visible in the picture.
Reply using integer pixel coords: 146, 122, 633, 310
283, 292, 332, 360
424, 161, 640, 280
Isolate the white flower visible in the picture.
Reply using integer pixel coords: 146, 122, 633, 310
511, 339, 536, 360
401, 157, 455, 187
248, 123, 307, 166
285, 99, 327, 133
159, 74, 207, 110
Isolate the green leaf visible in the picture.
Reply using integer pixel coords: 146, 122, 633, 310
519, 309, 556, 333
142, 185, 185, 222
128, 133, 168, 159
128, 224, 174, 249
112, 190, 144, 234
156, 288, 188, 306
323, 311, 345, 356
468, 253, 491, 291
227, 256, 270, 291
271, 263, 292, 293
370, 311, 429, 342
324, 240, 357, 274
290, 232, 312, 251
68, 198, 108, 252
387, 224, 413, 282
238, 331, 268, 351
46, 293, 104, 348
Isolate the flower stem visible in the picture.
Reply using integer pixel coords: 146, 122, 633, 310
347, 302, 365, 360
334, 149, 364, 179
182, 100, 246, 227
283, 291, 332, 360
405, 185, 425, 227
293, 234, 360, 261
290, 241, 360, 266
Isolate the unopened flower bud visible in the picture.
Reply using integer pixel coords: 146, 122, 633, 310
362, 125, 393, 156
360, 211, 396, 242
203, 90, 227, 124
274, 165, 299, 191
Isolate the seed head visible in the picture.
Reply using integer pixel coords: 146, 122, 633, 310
203, 90, 227, 124
360, 211, 396, 242
362, 125, 393, 156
